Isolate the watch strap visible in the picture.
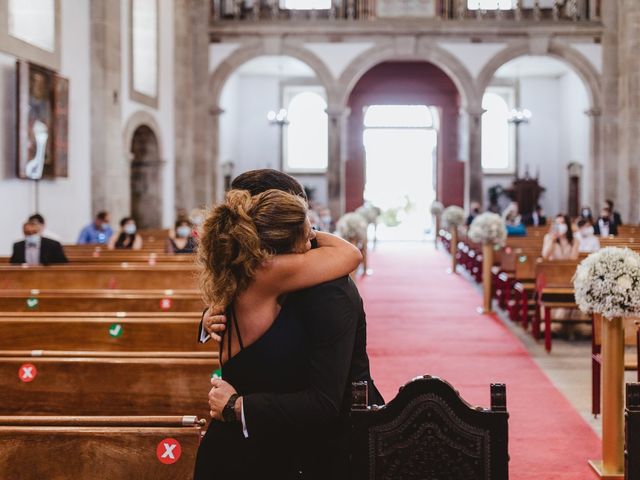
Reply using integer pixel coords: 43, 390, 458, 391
222, 393, 240, 422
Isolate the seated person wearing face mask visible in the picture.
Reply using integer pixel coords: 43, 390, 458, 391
542, 214, 580, 261
575, 218, 600, 253
108, 217, 143, 250
594, 207, 619, 237
11, 221, 68, 265
77, 211, 113, 245
166, 220, 196, 254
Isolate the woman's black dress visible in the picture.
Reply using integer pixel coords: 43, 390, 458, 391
193, 297, 310, 479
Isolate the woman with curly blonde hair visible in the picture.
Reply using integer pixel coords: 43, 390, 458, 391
194, 187, 362, 479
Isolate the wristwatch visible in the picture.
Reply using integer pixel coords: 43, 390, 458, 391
222, 393, 240, 422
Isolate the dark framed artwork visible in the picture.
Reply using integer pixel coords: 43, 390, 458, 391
16, 60, 68, 179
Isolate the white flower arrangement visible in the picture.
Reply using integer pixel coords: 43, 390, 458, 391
441, 206, 465, 229
430, 200, 444, 216
573, 247, 640, 319
356, 203, 382, 225
336, 212, 368, 243
468, 212, 507, 245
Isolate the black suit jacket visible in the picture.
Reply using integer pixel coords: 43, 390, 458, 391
594, 218, 619, 236
10, 238, 68, 265
198, 276, 382, 478
523, 213, 547, 226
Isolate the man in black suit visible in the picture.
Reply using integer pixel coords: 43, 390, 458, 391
523, 204, 547, 227
200, 169, 383, 479
605, 199, 623, 227
10, 221, 68, 265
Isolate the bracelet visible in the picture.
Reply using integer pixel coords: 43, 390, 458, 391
222, 393, 240, 423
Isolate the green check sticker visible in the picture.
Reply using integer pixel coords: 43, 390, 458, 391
108, 323, 123, 338
26, 297, 39, 309
211, 368, 222, 379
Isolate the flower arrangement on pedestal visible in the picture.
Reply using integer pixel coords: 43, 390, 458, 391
356, 203, 381, 225
441, 206, 465, 229
336, 212, 368, 245
573, 247, 640, 318
430, 200, 444, 216
468, 212, 507, 246
468, 213, 507, 313
573, 246, 640, 475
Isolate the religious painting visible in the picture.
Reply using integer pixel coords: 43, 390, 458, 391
16, 60, 68, 179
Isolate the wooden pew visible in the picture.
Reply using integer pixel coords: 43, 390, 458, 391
0, 290, 204, 313
0, 351, 218, 420
350, 376, 509, 479
591, 315, 639, 416
534, 260, 586, 353
0, 415, 203, 480
0, 265, 197, 290
0, 313, 212, 352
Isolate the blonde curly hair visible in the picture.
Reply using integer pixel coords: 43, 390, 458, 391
197, 189, 308, 309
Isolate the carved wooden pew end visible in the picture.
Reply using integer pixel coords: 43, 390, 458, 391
350, 376, 509, 479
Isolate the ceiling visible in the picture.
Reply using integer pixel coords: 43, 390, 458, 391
494, 55, 573, 79
235, 55, 316, 78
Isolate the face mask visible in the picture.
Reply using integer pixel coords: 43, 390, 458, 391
321, 215, 331, 224
177, 226, 191, 238
581, 226, 594, 237
582, 209, 591, 217
124, 224, 137, 235
100, 223, 110, 231
555, 223, 568, 235
25, 234, 40, 244
190, 215, 204, 226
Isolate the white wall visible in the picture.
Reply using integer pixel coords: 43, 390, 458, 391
218, 72, 330, 206
121, 0, 175, 226
559, 69, 590, 209
0, 0, 91, 255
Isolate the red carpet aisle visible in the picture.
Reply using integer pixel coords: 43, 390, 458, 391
356, 243, 600, 480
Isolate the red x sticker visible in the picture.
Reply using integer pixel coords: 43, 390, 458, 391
19, 363, 37, 382
156, 438, 181, 464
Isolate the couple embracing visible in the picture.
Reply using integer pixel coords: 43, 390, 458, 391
193, 169, 383, 479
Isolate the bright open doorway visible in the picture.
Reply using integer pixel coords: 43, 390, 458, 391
363, 104, 438, 241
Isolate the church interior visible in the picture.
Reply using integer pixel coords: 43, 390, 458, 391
2, 0, 640, 479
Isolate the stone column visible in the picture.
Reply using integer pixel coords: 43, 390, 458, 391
174, 0, 213, 212
599, 0, 619, 211
585, 107, 602, 211
209, 106, 225, 204
327, 106, 350, 218
466, 106, 484, 208
90, 0, 126, 220
617, 0, 640, 223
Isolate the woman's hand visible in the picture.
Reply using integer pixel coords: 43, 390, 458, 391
209, 377, 239, 421
203, 307, 226, 343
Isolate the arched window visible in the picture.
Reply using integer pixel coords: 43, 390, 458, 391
481, 88, 515, 174
280, 0, 331, 10
283, 87, 328, 172
467, 0, 515, 9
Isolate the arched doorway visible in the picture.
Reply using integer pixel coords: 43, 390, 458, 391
130, 125, 162, 229
346, 61, 463, 240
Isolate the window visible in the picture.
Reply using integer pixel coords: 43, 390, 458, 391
481, 87, 515, 174
280, 0, 331, 10
467, 0, 515, 9
283, 87, 328, 173
130, 0, 158, 106
8, 0, 55, 52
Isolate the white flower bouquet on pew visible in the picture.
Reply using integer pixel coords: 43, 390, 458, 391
441, 206, 465, 229
430, 200, 444, 216
356, 203, 382, 225
574, 247, 640, 319
468, 212, 507, 246
336, 212, 368, 244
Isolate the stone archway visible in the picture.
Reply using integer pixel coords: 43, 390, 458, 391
476, 41, 602, 209
128, 124, 163, 229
